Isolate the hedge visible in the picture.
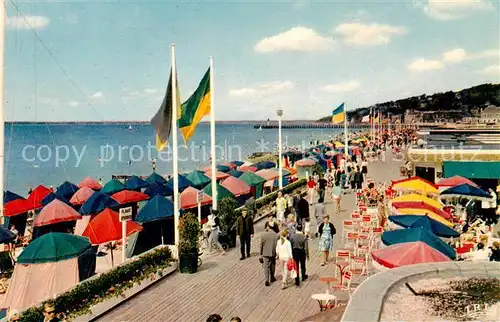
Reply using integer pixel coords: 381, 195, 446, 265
20, 246, 173, 321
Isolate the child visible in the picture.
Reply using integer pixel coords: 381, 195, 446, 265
304, 217, 311, 239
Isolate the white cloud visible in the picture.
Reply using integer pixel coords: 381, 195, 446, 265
424, 0, 493, 20
321, 80, 360, 93
479, 64, 500, 75
6, 16, 50, 30
228, 81, 294, 98
293, 0, 310, 9
408, 58, 445, 71
122, 88, 161, 103
469, 49, 498, 59
144, 88, 159, 94
254, 27, 335, 53
442, 48, 467, 63
68, 101, 80, 107
89, 92, 104, 99
333, 22, 406, 46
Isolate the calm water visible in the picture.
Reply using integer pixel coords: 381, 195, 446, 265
4, 123, 342, 194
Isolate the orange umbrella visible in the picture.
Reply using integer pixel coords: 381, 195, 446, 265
111, 190, 149, 204
255, 169, 279, 181
82, 208, 143, 245
205, 170, 230, 180
180, 187, 212, 209
70, 187, 95, 205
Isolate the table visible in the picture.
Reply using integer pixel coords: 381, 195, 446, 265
311, 293, 337, 311
334, 261, 350, 285
319, 276, 337, 294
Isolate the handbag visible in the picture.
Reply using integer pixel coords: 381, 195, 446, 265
286, 258, 298, 278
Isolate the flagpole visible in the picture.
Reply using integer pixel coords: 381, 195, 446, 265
171, 44, 180, 250
370, 107, 373, 143
0, 0, 5, 220
209, 56, 217, 210
343, 103, 348, 163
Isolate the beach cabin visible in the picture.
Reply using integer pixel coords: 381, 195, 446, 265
295, 158, 317, 179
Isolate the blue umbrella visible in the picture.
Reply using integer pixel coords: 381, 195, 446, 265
166, 175, 193, 192
228, 169, 244, 178
256, 161, 276, 169
381, 227, 456, 259
56, 181, 79, 200
230, 161, 244, 166
124, 175, 149, 190
144, 182, 173, 197
79, 191, 120, 215
216, 164, 231, 173
146, 172, 168, 186
41, 193, 70, 206
135, 195, 174, 223
441, 183, 491, 200
388, 215, 459, 238
4, 191, 25, 205
0, 226, 16, 244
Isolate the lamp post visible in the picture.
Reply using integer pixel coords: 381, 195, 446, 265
277, 107, 283, 190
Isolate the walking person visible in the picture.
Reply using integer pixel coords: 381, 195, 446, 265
236, 209, 254, 260
361, 158, 368, 181
354, 166, 364, 190
307, 177, 316, 204
297, 194, 310, 226
276, 230, 293, 289
260, 225, 278, 286
291, 224, 309, 286
276, 191, 287, 225
312, 197, 325, 227
317, 174, 328, 201
207, 210, 226, 255
264, 213, 280, 234
318, 215, 336, 266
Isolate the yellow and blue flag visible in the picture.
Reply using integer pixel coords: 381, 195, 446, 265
331, 102, 345, 124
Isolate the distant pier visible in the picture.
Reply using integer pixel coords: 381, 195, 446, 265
253, 123, 372, 129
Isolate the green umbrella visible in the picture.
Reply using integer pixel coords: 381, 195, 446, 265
18, 232, 91, 264
240, 172, 267, 198
184, 170, 211, 189
203, 183, 234, 200
101, 179, 125, 195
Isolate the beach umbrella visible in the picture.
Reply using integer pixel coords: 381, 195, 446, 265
18, 232, 91, 264
111, 190, 149, 204
230, 161, 244, 166
255, 169, 279, 181
4, 191, 24, 205
256, 161, 276, 169
136, 195, 175, 223
0, 226, 16, 244
70, 187, 95, 205
221, 176, 251, 197
205, 170, 230, 180
371, 241, 451, 269
281, 168, 292, 177
82, 208, 143, 245
166, 174, 193, 192
227, 169, 244, 178
184, 170, 211, 189
79, 191, 120, 215
124, 175, 149, 190
26, 185, 52, 209
4, 199, 34, 217
391, 201, 453, 227
41, 193, 70, 206
391, 193, 442, 210
391, 177, 439, 195
203, 183, 235, 200
239, 172, 266, 198
216, 164, 232, 172
440, 183, 491, 201
238, 165, 258, 172
78, 176, 102, 190
180, 187, 212, 209
436, 175, 478, 188
34, 199, 82, 227
381, 227, 456, 259
144, 182, 173, 197
101, 179, 125, 195
295, 158, 316, 167
146, 172, 168, 186
55, 181, 79, 200
388, 215, 459, 238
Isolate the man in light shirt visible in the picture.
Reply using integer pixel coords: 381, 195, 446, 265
276, 191, 287, 224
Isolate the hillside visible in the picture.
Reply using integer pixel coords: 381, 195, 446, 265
317, 83, 500, 123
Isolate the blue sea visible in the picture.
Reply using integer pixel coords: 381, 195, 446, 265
5, 123, 343, 195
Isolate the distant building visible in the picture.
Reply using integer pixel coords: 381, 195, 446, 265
480, 105, 500, 123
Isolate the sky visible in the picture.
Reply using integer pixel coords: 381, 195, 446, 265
4, 0, 500, 122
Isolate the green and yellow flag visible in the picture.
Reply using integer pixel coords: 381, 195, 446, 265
150, 68, 181, 151
179, 68, 211, 144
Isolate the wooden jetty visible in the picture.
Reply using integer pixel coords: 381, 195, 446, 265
254, 123, 371, 129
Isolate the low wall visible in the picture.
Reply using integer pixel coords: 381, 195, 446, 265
341, 261, 500, 322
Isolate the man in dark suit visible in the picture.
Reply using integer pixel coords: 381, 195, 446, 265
260, 225, 278, 286
290, 224, 309, 286
297, 194, 310, 225
236, 209, 254, 260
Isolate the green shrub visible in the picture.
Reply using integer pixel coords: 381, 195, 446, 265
178, 212, 200, 255
310, 164, 324, 176
20, 247, 172, 321
218, 197, 239, 236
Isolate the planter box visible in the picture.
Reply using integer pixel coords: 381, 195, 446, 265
179, 253, 198, 274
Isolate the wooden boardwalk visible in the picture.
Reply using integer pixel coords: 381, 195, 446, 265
97, 154, 403, 322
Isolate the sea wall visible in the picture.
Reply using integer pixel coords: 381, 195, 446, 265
341, 261, 500, 321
